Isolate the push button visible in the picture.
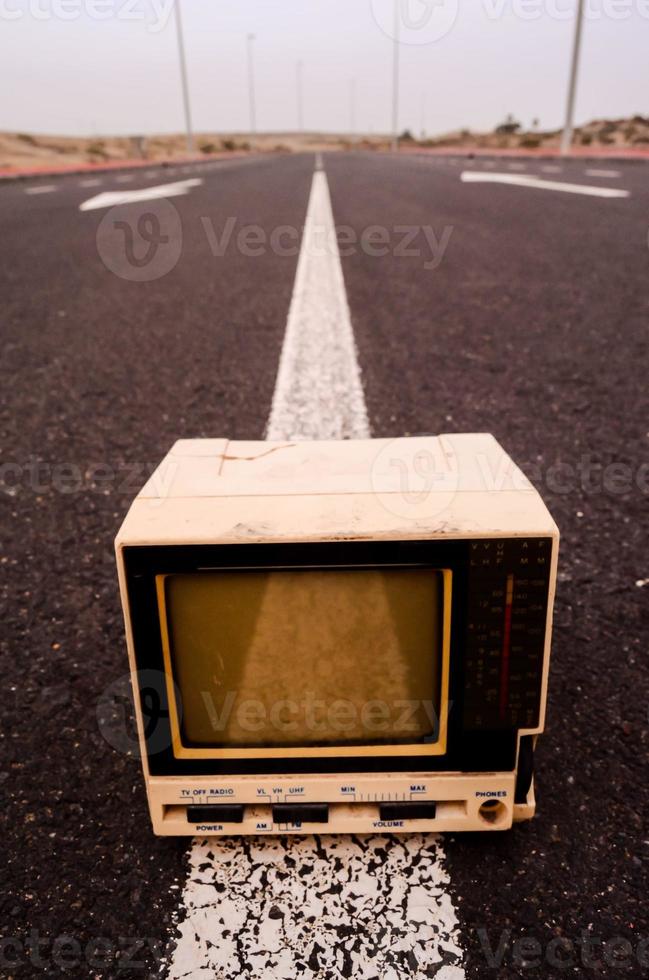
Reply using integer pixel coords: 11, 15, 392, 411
272, 803, 329, 824
187, 804, 244, 824
379, 801, 437, 821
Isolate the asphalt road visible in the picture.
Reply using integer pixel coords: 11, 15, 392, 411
1, 151, 648, 979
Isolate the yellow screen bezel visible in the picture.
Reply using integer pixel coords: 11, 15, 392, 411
156, 567, 452, 760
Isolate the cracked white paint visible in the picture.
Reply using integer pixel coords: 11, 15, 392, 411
163, 162, 465, 980
166, 836, 464, 979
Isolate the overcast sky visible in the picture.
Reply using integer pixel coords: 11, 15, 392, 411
1, 0, 647, 136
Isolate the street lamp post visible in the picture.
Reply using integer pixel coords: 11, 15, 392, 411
391, 0, 400, 152
297, 60, 304, 131
560, 0, 585, 156
174, 0, 194, 154
247, 33, 256, 136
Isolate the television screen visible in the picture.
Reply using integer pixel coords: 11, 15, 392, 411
157, 568, 445, 751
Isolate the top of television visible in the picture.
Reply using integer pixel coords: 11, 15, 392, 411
117, 434, 556, 547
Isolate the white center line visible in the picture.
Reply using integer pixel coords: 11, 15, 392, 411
541, 164, 562, 173
25, 184, 56, 195
115, 173, 134, 183
460, 171, 630, 198
79, 177, 101, 187
507, 162, 527, 170
266, 167, 369, 440
585, 168, 621, 179
164, 162, 466, 980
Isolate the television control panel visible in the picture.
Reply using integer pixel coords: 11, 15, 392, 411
147, 772, 522, 835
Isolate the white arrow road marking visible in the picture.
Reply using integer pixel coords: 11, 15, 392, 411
163, 163, 465, 980
460, 170, 630, 198
78, 177, 202, 212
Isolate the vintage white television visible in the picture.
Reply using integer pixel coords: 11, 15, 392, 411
115, 435, 558, 835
